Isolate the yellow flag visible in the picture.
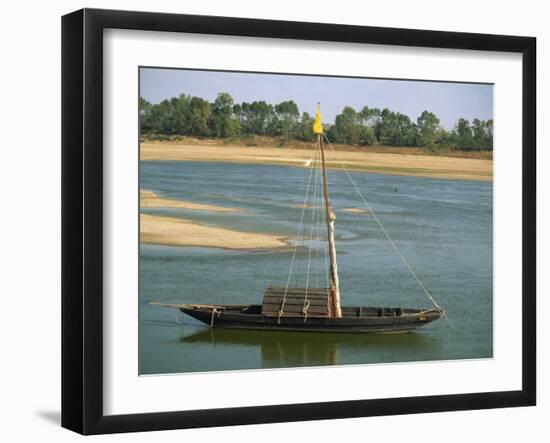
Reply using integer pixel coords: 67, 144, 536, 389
313, 105, 323, 134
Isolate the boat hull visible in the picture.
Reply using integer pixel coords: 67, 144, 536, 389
174, 304, 442, 333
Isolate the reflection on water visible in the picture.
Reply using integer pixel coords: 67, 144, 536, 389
179, 327, 438, 369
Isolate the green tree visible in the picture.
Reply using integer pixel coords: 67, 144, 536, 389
330, 107, 362, 144
472, 118, 491, 151
416, 110, 440, 147
359, 106, 381, 126
209, 92, 236, 138
274, 100, 300, 139
155, 99, 177, 134
361, 126, 377, 145
379, 108, 416, 146
241, 101, 275, 136
232, 104, 242, 124
139, 97, 153, 133
296, 112, 315, 142
455, 118, 474, 150
140, 90, 492, 153
433, 126, 452, 150
188, 96, 211, 136
172, 94, 192, 135
486, 119, 493, 151
359, 106, 382, 143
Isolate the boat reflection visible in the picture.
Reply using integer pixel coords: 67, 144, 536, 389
179, 327, 437, 368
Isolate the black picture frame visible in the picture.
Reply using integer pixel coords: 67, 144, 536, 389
61, 8, 536, 435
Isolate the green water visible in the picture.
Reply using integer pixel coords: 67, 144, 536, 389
139, 161, 492, 374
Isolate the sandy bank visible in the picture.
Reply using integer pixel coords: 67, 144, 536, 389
140, 214, 289, 250
141, 142, 493, 182
341, 208, 370, 214
140, 190, 241, 212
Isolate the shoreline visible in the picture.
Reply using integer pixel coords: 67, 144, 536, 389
141, 142, 493, 182
140, 190, 242, 212
139, 191, 288, 250
140, 213, 289, 251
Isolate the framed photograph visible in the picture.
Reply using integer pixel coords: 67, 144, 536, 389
61, 8, 536, 434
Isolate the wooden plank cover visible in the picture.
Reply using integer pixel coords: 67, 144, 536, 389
262, 287, 331, 317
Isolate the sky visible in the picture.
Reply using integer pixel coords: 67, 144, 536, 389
140, 67, 493, 130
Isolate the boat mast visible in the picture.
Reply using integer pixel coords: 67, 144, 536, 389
318, 132, 342, 318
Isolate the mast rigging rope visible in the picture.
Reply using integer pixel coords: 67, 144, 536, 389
322, 133, 445, 314
279, 142, 320, 321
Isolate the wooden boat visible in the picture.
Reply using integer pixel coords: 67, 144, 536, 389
153, 300, 442, 333
153, 106, 444, 333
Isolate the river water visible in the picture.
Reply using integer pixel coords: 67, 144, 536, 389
139, 160, 492, 374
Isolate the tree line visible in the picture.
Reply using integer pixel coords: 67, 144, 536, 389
140, 92, 493, 151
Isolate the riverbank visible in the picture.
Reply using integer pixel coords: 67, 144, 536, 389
140, 190, 242, 212
140, 191, 288, 249
141, 141, 493, 181
140, 214, 289, 250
